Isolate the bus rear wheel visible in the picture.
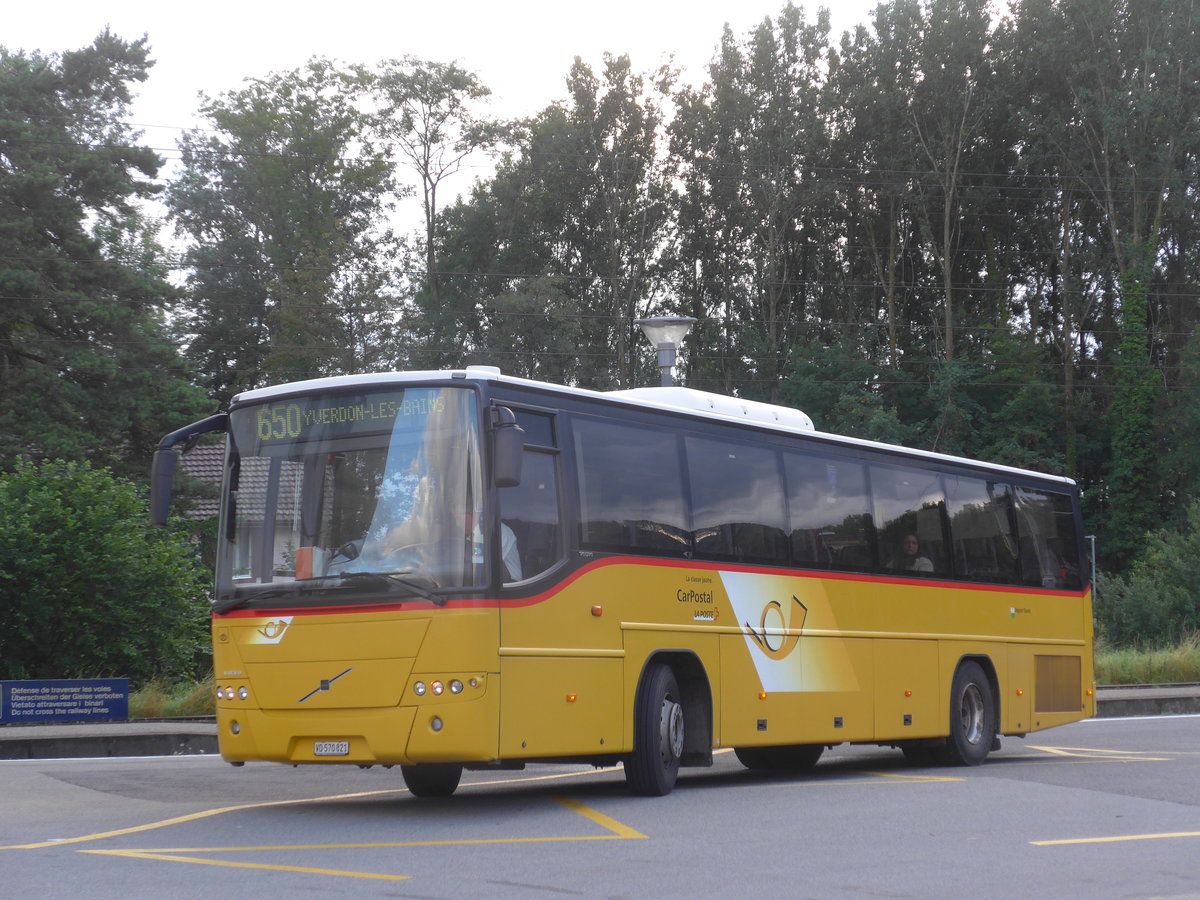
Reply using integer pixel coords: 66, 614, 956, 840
625, 664, 684, 796
734, 743, 824, 771
401, 763, 463, 798
936, 660, 995, 766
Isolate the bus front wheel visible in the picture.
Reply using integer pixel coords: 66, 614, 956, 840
401, 763, 463, 798
625, 664, 684, 796
938, 660, 995, 766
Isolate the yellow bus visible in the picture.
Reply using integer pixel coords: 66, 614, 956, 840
152, 366, 1094, 796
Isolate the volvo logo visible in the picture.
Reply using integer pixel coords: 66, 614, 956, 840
298, 668, 353, 703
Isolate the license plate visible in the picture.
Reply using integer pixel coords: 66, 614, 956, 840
314, 740, 350, 757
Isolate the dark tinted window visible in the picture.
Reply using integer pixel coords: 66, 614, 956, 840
574, 418, 689, 557
785, 453, 875, 570
499, 449, 561, 581
944, 476, 1019, 584
872, 464, 950, 576
513, 409, 554, 447
686, 435, 787, 564
1014, 487, 1082, 589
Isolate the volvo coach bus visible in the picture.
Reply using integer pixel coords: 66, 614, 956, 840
152, 367, 1094, 796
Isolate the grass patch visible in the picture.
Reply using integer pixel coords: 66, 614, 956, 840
1095, 632, 1200, 685
130, 674, 215, 718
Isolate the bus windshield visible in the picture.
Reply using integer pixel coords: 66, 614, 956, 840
218, 386, 484, 605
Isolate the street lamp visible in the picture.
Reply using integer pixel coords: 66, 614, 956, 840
635, 316, 697, 387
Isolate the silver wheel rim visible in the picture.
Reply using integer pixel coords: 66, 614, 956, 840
660, 696, 684, 766
960, 683, 985, 745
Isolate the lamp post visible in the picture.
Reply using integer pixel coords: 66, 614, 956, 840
635, 316, 697, 387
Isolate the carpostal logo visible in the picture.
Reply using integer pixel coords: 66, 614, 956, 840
744, 596, 808, 661
250, 616, 293, 644
721, 571, 811, 694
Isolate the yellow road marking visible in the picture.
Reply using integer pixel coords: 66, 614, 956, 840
81, 849, 409, 881
862, 771, 963, 783
1028, 746, 1171, 761
0, 765, 624, 852
1033, 831, 1200, 846
74, 795, 643, 882
0, 788, 408, 851
553, 795, 648, 839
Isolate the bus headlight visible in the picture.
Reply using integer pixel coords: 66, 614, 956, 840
450, 679, 464, 694
413, 681, 427, 696
431, 681, 445, 696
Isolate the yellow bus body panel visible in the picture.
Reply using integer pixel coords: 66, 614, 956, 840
214, 562, 1094, 767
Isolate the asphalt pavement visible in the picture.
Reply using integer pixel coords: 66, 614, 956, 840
1, 686, 1197, 761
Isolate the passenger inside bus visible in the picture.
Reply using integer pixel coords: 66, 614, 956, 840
892, 534, 934, 572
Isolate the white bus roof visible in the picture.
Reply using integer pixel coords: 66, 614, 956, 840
231, 366, 1075, 487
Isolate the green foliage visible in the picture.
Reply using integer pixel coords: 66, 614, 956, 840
1096, 502, 1200, 647
168, 58, 401, 402
129, 674, 215, 717
1094, 633, 1200, 686
0, 459, 211, 681
0, 32, 210, 478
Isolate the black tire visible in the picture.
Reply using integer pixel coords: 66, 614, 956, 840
936, 660, 996, 766
401, 762, 463, 798
734, 743, 824, 771
625, 664, 684, 796
900, 743, 940, 766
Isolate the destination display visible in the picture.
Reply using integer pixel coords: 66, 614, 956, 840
243, 389, 449, 445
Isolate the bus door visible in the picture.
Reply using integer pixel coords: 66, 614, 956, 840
496, 409, 622, 758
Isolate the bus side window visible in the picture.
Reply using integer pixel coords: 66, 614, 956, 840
573, 417, 689, 558
499, 449, 562, 582
784, 453, 874, 571
944, 476, 1019, 584
1014, 487, 1082, 589
871, 463, 950, 576
686, 435, 787, 565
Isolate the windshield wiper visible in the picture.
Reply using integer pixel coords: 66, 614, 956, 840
212, 570, 443, 614
334, 571, 443, 604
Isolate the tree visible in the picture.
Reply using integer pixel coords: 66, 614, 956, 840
430, 54, 677, 387
1004, 0, 1200, 567
0, 459, 211, 681
169, 59, 401, 403
671, 7, 836, 401
1098, 501, 1200, 646
0, 31, 209, 477
370, 58, 496, 306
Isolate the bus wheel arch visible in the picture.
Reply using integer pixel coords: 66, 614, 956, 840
625, 652, 712, 796
938, 656, 998, 767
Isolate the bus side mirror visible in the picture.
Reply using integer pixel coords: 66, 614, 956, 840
492, 406, 525, 488
150, 448, 178, 527
149, 412, 229, 527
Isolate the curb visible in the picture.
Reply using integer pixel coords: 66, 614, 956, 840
0, 722, 218, 761
1092, 684, 1200, 718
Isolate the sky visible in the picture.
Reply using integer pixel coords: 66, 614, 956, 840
6, 0, 880, 229
7, 0, 879, 138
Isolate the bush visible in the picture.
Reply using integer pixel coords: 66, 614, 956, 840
1097, 501, 1200, 647
0, 458, 211, 681
1095, 633, 1200, 684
